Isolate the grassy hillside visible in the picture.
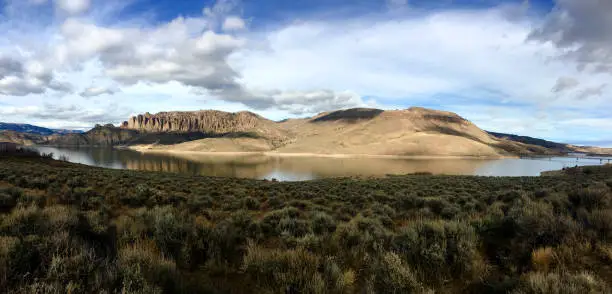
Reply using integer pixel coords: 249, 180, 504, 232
0, 130, 49, 145
1, 155, 611, 293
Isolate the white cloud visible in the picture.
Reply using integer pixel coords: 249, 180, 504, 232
223, 16, 246, 31
529, 0, 612, 73
80, 86, 118, 97
551, 77, 579, 93
576, 84, 606, 100
0, 105, 39, 116
0, 57, 71, 96
56, 0, 90, 15
0, 0, 610, 143
234, 8, 574, 106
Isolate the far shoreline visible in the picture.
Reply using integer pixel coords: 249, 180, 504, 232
119, 145, 517, 160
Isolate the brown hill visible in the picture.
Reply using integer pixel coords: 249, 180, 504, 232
273, 107, 507, 156
9, 107, 599, 157
126, 107, 553, 157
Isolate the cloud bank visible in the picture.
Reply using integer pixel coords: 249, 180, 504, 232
0, 0, 609, 144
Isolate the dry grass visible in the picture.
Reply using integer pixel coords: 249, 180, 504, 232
532, 247, 556, 272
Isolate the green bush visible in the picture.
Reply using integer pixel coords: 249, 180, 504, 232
393, 220, 486, 286
119, 241, 179, 293
333, 215, 391, 266
311, 211, 337, 235
568, 184, 611, 210
242, 243, 326, 293
363, 252, 429, 294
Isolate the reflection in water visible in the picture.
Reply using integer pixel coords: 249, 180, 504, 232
32, 147, 611, 181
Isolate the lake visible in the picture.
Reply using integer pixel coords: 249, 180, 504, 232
31, 146, 612, 181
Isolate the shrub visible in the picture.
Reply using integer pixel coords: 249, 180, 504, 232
512, 271, 609, 294
393, 220, 486, 286
480, 198, 580, 272
333, 215, 391, 266
119, 240, 179, 293
2, 235, 43, 287
363, 252, 429, 294
46, 247, 114, 291
585, 209, 612, 242
242, 243, 326, 293
0, 190, 17, 212
322, 257, 355, 294
143, 206, 189, 259
209, 211, 260, 266
311, 211, 337, 235
568, 185, 611, 210
261, 207, 303, 237
42, 205, 78, 231
0, 236, 20, 288
1, 205, 43, 236
243, 196, 260, 210
186, 194, 214, 212
531, 247, 555, 272
25, 176, 49, 189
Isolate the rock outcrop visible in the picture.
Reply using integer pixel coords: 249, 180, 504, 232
122, 111, 265, 134
121, 110, 291, 148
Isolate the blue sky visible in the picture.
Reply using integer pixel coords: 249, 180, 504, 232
0, 0, 611, 146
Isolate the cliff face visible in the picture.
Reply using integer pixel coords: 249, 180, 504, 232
121, 111, 265, 134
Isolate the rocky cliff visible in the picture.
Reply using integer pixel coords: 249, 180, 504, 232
121, 110, 291, 147
122, 111, 266, 133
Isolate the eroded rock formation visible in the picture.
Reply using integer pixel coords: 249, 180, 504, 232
121, 111, 265, 134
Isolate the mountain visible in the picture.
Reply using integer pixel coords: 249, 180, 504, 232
122, 107, 558, 157
487, 132, 572, 153
489, 131, 612, 156
0, 130, 49, 145
46, 125, 141, 146
7, 107, 608, 157
0, 122, 83, 136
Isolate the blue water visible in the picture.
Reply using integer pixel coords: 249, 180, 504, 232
31, 146, 611, 181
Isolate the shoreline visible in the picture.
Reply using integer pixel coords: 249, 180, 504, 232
120, 145, 516, 160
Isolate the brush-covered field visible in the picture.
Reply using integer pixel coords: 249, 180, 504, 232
1, 155, 611, 293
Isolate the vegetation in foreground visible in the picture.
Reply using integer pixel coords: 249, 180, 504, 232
1, 155, 612, 293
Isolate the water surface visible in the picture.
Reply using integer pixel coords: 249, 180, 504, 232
32, 147, 612, 181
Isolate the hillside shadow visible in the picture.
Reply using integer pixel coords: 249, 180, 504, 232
127, 131, 263, 145
311, 108, 384, 123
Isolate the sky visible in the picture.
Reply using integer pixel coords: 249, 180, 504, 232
0, 0, 610, 146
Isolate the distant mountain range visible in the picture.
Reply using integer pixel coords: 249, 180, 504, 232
487, 131, 612, 156
0, 122, 83, 136
487, 131, 572, 153
1, 108, 610, 157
